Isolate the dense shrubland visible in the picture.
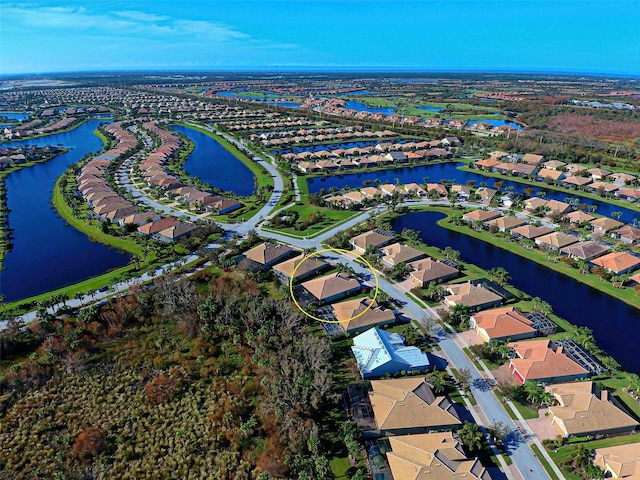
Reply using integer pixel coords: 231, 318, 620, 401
0, 271, 339, 479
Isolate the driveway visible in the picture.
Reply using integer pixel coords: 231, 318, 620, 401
526, 408, 561, 441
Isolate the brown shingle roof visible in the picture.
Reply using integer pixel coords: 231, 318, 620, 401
370, 378, 462, 432
301, 272, 363, 301
547, 382, 639, 437
243, 242, 296, 267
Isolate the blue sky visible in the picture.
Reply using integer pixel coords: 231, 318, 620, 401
2, 1, 639, 75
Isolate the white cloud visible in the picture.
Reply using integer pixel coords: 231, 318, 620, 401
2, 3, 254, 44
113, 10, 169, 23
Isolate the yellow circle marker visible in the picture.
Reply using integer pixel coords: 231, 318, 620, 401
289, 247, 379, 323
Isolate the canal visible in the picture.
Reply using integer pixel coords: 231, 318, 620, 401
307, 162, 640, 223
391, 210, 640, 374
172, 125, 256, 196
1, 120, 131, 303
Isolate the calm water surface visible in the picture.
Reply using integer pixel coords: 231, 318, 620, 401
172, 125, 256, 196
0, 112, 30, 120
391, 211, 640, 374
1, 120, 130, 302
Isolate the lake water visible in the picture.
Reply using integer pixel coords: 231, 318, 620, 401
344, 100, 396, 115
172, 125, 256, 196
1, 120, 131, 302
391, 211, 640, 374
0, 112, 30, 120
468, 119, 523, 130
417, 105, 444, 112
307, 162, 640, 223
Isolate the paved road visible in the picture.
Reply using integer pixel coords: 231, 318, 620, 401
312, 249, 552, 480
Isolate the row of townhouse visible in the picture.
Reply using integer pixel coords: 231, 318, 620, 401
77, 121, 196, 243
323, 181, 455, 209
137, 121, 241, 215
463, 208, 640, 276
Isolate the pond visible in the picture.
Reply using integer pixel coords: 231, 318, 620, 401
1, 120, 131, 302
172, 125, 256, 196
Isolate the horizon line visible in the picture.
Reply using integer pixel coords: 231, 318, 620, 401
2, 67, 640, 80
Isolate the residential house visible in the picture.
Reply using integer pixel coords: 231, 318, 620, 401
591, 252, 640, 275
407, 258, 459, 287
386, 433, 492, 480
462, 209, 501, 223
546, 382, 638, 438
610, 172, 637, 185
521, 153, 545, 165
594, 443, 640, 479
588, 181, 619, 195
537, 168, 565, 182
137, 217, 180, 236
349, 229, 395, 254
450, 184, 471, 200
562, 176, 593, 189
403, 183, 428, 198
588, 168, 612, 181
155, 222, 197, 242
590, 217, 625, 235
380, 242, 427, 267
301, 272, 366, 304
560, 241, 609, 261
351, 328, 430, 379
240, 242, 297, 270
510, 224, 555, 240
545, 199, 573, 215
475, 187, 498, 204
615, 188, 640, 202
535, 232, 579, 250
366, 377, 461, 436
474, 158, 501, 170
543, 160, 567, 171
425, 183, 448, 198
470, 307, 536, 342
508, 339, 589, 384
565, 210, 595, 225
615, 225, 640, 244
331, 298, 396, 334
272, 254, 329, 284
360, 186, 383, 200
523, 197, 548, 211
486, 215, 527, 232
443, 281, 504, 310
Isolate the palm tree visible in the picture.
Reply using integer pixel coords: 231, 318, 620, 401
426, 281, 445, 301
459, 421, 484, 453
531, 297, 553, 316
573, 444, 593, 470
489, 267, 511, 286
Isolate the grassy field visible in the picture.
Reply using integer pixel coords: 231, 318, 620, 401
266, 203, 359, 237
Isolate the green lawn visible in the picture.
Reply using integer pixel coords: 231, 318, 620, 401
547, 434, 640, 480
531, 443, 562, 480
266, 203, 359, 237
